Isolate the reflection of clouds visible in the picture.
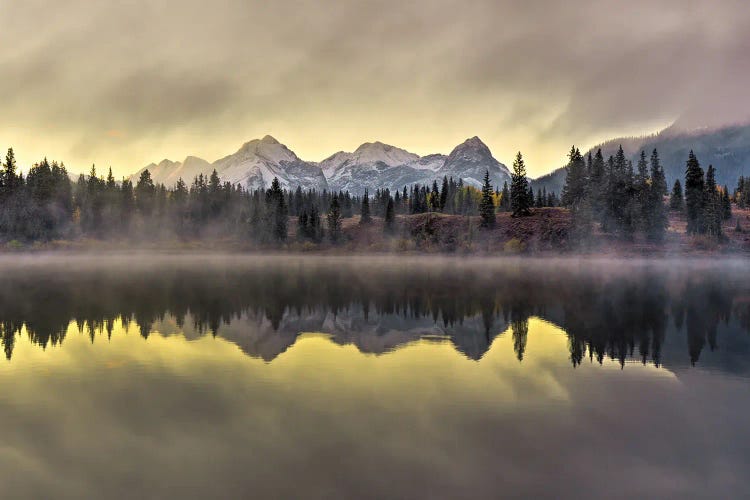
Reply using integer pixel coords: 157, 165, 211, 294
1, 318, 744, 499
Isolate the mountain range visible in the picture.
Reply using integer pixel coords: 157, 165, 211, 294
133, 122, 750, 196
132, 135, 511, 196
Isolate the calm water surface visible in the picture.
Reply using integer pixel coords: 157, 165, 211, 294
0, 255, 749, 499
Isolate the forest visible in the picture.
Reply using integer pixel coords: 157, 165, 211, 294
0, 144, 745, 249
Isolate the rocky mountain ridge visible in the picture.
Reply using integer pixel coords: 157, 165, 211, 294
132, 135, 512, 195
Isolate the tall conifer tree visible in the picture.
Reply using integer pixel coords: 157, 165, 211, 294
360, 188, 372, 224
670, 179, 684, 211
510, 152, 531, 217
684, 151, 705, 235
479, 170, 497, 226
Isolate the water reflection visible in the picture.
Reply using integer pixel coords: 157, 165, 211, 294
1, 256, 750, 498
1, 255, 749, 374
1, 317, 748, 499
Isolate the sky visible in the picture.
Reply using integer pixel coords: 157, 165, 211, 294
1, 0, 749, 177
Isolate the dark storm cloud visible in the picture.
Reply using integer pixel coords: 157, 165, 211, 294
0, 0, 748, 175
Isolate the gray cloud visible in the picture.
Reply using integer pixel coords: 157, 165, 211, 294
0, 0, 748, 176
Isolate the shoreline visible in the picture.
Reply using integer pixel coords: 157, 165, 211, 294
1, 209, 749, 257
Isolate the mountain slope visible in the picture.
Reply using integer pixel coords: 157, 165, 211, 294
318, 137, 509, 195
319, 142, 427, 194
531, 122, 750, 194
212, 135, 328, 191
132, 135, 328, 191
438, 136, 511, 189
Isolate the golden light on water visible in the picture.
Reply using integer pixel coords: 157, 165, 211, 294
1, 318, 676, 405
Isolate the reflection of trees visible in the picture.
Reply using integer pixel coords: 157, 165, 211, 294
0, 260, 747, 367
511, 319, 528, 361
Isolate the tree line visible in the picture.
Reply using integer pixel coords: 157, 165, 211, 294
0, 146, 559, 244
2, 142, 743, 246
560, 145, 738, 242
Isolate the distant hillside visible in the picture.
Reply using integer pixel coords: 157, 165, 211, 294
531, 123, 750, 194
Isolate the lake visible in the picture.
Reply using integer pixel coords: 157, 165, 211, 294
0, 255, 748, 499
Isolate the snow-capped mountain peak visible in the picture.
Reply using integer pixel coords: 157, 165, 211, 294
438, 136, 511, 189
134, 135, 510, 195
350, 141, 419, 166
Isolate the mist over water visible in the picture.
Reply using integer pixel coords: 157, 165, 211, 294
1, 255, 749, 498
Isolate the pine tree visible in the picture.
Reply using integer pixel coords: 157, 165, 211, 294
702, 165, 722, 238
589, 149, 606, 219
510, 152, 531, 217
309, 205, 323, 242
645, 149, 668, 241
430, 181, 440, 211
135, 169, 156, 217
384, 196, 395, 233
440, 176, 449, 211
634, 151, 650, 232
269, 177, 288, 241
736, 176, 748, 208
650, 149, 667, 197
500, 181, 510, 211
327, 193, 342, 243
360, 188, 372, 224
479, 169, 497, 226
297, 210, 309, 240
684, 151, 705, 235
721, 186, 732, 221
606, 146, 635, 238
670, 179, 684, 211
2, 147, 18, 196
561, 146, 587, 208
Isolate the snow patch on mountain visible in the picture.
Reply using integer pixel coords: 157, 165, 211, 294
134, 135, 510, 196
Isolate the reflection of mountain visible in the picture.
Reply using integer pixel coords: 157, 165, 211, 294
156, 306, 510, 362
1, 256, 749, 376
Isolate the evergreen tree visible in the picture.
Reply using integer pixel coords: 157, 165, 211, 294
266, 177, 288, 241
634, 151, 650, 232
561, 146, 587, 208
360, 188, 372, 224
670, 179, 684, 211
535, 188, 544, 208
702, 165, 722, 238
589, 149, 606, 220
736, 176, 749, 208
309, 205, 323, 242
561, 147, 594, 244
440, 176, 449, 211
510, 152, 531, 217
500, 181, 510, 211
384, 196, 395, 233
527, 185, 534, 210
430, 181, 440, 211
479, 169, 497, 226
135, 169, 156, 217
684, 151, 705, 235
327, 193, 342, 243
85, 165, 105, 235
2, 148, 18, 196
650, 149, 667, 197
605, 146, 635, 238
722, 186, 732, 221
297, 210, 309, 240
645, 149, 668, 241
